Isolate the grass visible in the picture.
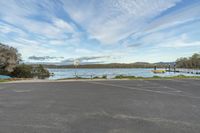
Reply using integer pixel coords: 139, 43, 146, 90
0, 79, 10, 82
115, 75, 136, 79
114, 75, 200, 80
59, 75, 108, 80
2, 75, 199, 82
0, 78, 34, 83
164, 75, 200, 79
58, 76, 90, 80
59, 74, 200, 80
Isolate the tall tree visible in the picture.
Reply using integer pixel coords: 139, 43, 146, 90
176, 53, 200, 69
0, 43, 21, 72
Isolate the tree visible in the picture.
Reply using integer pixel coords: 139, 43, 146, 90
11, 64, 33, 78
32, 64, 50, 79
0, 43, 21, 72
11, 64, 50, 78
176, 53, 200, 69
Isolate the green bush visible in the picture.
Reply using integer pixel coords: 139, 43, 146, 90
153, 76, 161, 78
115, 75, 124, 79
33, 64, 50, 79
0, 69, 10, 75
93, 76, 100, 79
11, 64, 50, 78
11, 64, 33, 78
102, 75, 107, 79
115, 75, 136, 79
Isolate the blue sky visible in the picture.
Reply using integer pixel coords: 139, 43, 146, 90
0, 0, 200, 64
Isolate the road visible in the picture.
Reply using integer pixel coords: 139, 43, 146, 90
0, 79, 200, 133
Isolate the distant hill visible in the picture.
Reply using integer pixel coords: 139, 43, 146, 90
154, 62, 175, 66
40, 62, 170, 69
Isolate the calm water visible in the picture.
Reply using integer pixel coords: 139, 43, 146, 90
0, 75, 11, 79
48, 68, 199, 80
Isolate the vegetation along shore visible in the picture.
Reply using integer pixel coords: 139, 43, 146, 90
1, 42, 200, 81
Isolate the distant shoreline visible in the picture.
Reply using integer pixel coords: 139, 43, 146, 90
41, 62, 174, 69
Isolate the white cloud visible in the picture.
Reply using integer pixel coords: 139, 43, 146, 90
161, 34, 200, 48
1, 0, 200, 63
143, 1, 200, 34
12, 41, 57, 59
0, 0, 78, 59
0, 0, 76, 40
0, 22, 27, 37
53, 18, 75, 32
62, 0, 181, 44
121, 1, 200, 48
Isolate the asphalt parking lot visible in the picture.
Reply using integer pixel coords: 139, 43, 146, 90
0, 79, 200, 133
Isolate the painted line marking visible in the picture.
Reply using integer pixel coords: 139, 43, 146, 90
86, 81, 200, 99
142, 80, 181, 92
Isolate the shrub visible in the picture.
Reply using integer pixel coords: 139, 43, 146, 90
115, 75, 135, 79
102, 75, 107, 79
11, 64, 50, 78
11, 64, 33, 78
153, 76, 161, 78
115, 75, 124, 79
33, 64, 50, 79
0, 69, 10, 75
93, 76, 100, 79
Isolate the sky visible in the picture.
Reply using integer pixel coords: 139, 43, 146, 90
0, 0, 200, 64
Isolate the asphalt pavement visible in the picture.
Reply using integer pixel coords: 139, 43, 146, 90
0, 79, 200, 133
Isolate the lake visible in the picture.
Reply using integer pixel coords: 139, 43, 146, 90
48, 68, 199, 80
1, 68, 199, 80
0, 75, 11, 79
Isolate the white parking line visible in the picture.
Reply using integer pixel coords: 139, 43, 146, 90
12, 90, 31, 93
142, 80, 181, 92
87, 81, 200, 99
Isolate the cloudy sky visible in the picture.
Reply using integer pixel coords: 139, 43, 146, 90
0, 0, 200, 64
